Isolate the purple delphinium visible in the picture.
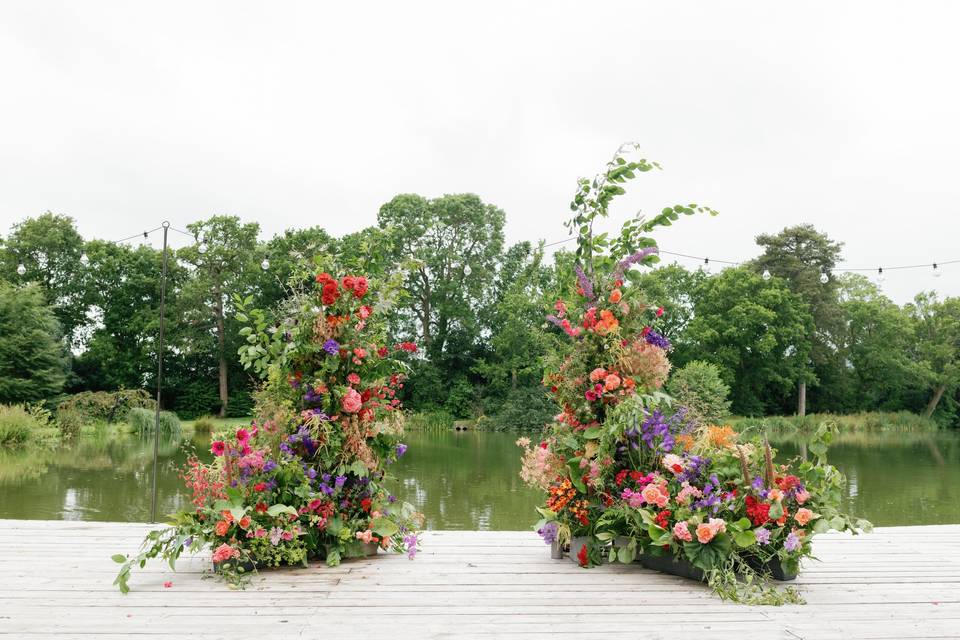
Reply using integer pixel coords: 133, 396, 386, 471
574, 264, 595, 301
677, 455, 710, 484
751, 475, 765, 491
639, 410, 675, 453
322, 339, 340, 356
613, 246, 660, 281
784, 532, 801, 552
387, 494, 397, 503
644, 329, 672, 351
755, 528, 771, 545
319, 482, 334, 496
538, 521, 559, 545
263, 460, 278, 473
396, 443, 408, 458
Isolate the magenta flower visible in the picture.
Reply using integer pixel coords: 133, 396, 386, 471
210, 440, 226, 456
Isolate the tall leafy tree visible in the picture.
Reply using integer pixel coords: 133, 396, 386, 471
753, 225, 844, 414
0, 212, 87, 345
632, 264, 708, 365
907, 293, 960, 420
180, 216, 263, 417
685, 267, 814, 416
378, 193, 505, 360
0, 283, 68, 403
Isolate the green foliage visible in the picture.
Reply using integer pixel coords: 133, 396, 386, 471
56, 389, 156, 423
55, 407, 85, 438
486, 386, 556, 431
191, 415, 218, 432
0, 283, 68, 404
667, 361, 732, 426
0, 404, 59, 448
730, 410, 940, 433
683, 267, 814, 416
127, 407, 181, 436
404, 410, 455, 431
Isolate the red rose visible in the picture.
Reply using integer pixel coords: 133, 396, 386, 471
377, 346, 388, 358
255, 502, 268, 513
353, 277, 368, 298
342, 275, 356, 291
254, 482, 267, 492
360, 498, 372, 512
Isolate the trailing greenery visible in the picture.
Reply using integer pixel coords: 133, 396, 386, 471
127, 407, 182, 436
56, 389, 155, 424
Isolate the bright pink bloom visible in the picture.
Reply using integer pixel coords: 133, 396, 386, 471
342, 388, 363, 413
235, 428, 249, 443
347, 372, 361, 385
673, 521, 693, 542
641, 483, 669, 508
210, 441, 225, 456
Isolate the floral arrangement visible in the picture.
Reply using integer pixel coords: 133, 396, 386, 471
113, 267, 422, 592
522, 253, 872, 604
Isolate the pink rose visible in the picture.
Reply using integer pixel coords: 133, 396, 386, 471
673, 521, 693, 542
794, 508, 817, 526
795, 489, 810, 505
341, 388, 363, 413
696, 523, 716, 544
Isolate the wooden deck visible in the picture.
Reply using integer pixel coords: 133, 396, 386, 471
1, 520, 959, 639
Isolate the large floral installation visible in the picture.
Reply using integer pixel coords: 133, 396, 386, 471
114, 264, 422, 592
519, 145, 871, 604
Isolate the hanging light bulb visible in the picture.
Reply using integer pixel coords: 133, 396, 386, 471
198, 242, 208, 255
80, 253, 89, 267
877, 267, 885, 283
762, 269, 771, 281
819, 271, 830, 284
16, 263, 26, 276
261, 258, 270, 271
463, 264, 472, 277
933, 263, 942, 278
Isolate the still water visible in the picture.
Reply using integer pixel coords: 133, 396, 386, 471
0, 428, 958, 528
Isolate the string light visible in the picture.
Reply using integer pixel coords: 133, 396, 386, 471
877, 267, 885, 283
762, 269, 771, 281
933, 263, 941, 278
261, 258, 270, 271
819, 271, 830, 284
80, 254, 89, 267
16, 263, 26, 276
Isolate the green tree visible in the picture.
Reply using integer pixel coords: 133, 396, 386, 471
378, 193, 505, 361
180, 216, 263, 417
0, 212, 87, 344
753, 224, 844, 415
666, 360, 732, 426
0, 283, 68, 403
685, 267, 814, 416
836, 275, 921, 412
632, 263, 707, 364
906, 293, 960, 420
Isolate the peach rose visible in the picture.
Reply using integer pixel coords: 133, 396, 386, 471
589, 368, 607, 383
604, 374, 621, 391
768, 488, 784, 502
641, 483, 669, 508
795, 489, 810, 505
341, 388, 363, 413
696, 522, 716, 544
794, 508, 818, 526
609, 289, 622, 303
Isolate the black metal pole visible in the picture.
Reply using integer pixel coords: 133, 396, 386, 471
150, 221, 170, 523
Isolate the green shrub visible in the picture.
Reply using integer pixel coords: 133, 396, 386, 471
730, 411, 939, 433
0, 404, 59, 448
191, 415, 217, 433
0, 283, 68, 404
487, 386, 556, 431
666, 361, 732, 426
128, 407, 181, 436
57, 389, 155, 424
55, 407, 85, 438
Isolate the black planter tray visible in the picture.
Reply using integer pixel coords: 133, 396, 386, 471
638, 553, 706, 582
743, 554, 798, 581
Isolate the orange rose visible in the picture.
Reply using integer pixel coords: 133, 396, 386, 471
609, 289, 622, 303
794, 508, 817, 526
215, 520, 230, 536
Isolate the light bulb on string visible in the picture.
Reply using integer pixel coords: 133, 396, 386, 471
463, 264, 472, 277
762, 269, 771, 281
933, 263, 941, 278
703, 257, 711, 274
198, 242, 208, 255
80, 253, 89, 267
819, 271, 830, 284
877, 267, 885, 283
16, 263, 26, 276
261, 258, 270, 271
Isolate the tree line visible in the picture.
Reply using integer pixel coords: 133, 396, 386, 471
1, 206, 958, 426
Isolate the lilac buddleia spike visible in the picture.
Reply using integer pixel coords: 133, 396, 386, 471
614, 246, 660, 281
574, 264, 595, 301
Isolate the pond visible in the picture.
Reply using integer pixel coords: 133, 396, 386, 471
0, 428, 958, 528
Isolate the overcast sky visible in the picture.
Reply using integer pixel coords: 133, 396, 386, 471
1, 1, 958, 303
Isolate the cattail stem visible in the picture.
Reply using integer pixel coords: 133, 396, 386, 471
736, 445, 751, 488
763, 437, 775, 487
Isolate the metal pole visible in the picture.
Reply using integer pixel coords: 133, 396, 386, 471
150, 221, 170, 523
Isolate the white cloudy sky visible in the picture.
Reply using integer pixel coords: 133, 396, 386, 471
1, 1, 958, 303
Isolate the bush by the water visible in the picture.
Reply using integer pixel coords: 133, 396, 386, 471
0, 283, 68, 404
190, 415, 218, 433
405, 410, 455, 431
666, 360, 732, 426
128, 408, 181, 435
0, 404, 59, 448
730, 410, 939, 433
486, 386, 556, 431
57, 389, 155, 424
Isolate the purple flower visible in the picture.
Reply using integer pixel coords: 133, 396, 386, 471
644, 329, 672, 350
334, 475, 347, 489
322, 339, 340, 356
403, 533, 418, 560
613, 246, 660, 280
396, 443, 408, 458
319, 483, 334, 496
785, 532, 801, 552
537, 522, 559, 545
755, 528, 771, 545
387, 494, 397, 503
677, 455, 710, 484
263, 460, 278, 473
305, 467, 317, 480
751, 475, 764, 491
574, 264, 595, 301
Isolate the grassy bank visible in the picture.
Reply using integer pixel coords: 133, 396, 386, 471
730, 410, 940, 433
